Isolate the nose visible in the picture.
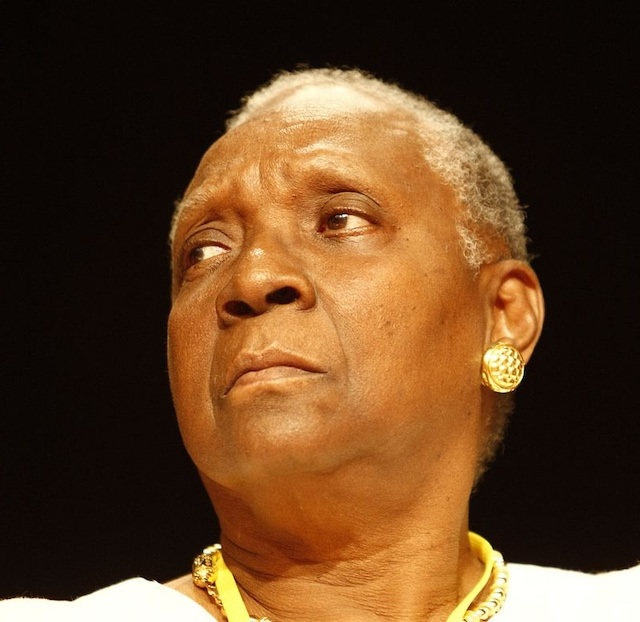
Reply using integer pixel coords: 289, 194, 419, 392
215, 238, 316, 325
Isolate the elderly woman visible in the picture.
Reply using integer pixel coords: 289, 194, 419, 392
1, 67, 636, 621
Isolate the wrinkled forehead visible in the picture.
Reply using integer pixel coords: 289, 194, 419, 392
193, 112, 409, 174
173, 104, 424, 227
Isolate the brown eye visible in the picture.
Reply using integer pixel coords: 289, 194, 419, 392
324, 212, 371, 232
327, 213, 349, 230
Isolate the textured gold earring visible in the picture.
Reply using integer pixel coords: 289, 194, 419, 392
481, 342, 525, 393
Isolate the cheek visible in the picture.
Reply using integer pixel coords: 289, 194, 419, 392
167, 295, 220, 461
168, 302, 213, 391
336, 265, 483, 413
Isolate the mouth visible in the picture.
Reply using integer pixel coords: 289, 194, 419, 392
223, 350, 326, 396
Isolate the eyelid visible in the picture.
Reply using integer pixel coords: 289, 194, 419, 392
319, 192, 380, 234
180, 226, 233, 272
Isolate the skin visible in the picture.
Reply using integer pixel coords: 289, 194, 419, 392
166, 87, 544, 621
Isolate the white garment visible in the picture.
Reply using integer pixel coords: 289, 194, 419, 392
499, 562, 640, 620
1, 563, 638, 621
0, 578, 214, 621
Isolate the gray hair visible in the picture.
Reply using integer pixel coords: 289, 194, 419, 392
226, 66, 530, 270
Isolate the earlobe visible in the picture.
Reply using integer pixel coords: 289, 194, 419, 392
479, 260, 545, 364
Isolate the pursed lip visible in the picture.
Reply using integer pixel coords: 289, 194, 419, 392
223, 349, 326, 396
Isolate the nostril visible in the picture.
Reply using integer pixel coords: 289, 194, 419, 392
224, 300, 255, 317
266, 286, 300, 305
222, 286, 302, 319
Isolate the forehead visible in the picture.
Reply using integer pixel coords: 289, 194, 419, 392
204, 106, 419, 165
178, 106, 432, 214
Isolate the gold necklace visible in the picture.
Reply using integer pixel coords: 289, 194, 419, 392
192, 540, 509, 622
192, 544, 271, 622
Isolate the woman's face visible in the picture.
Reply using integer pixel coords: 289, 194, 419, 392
168, 102, 488, 490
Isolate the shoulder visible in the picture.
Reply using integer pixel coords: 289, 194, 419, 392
0, 577, 216, 621
164, 572, 219, 613
498, 562, 640, 621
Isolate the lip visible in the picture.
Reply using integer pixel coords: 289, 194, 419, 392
223, 349, 326, 396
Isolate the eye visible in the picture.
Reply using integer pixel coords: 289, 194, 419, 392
186, 243, 228, 267
321, 212, 372, 233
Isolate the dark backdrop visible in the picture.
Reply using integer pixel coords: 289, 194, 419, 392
2, 2, 638, 600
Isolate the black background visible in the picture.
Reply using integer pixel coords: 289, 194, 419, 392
2, 2, 638, 600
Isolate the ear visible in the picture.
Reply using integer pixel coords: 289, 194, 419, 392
478, 260, 545, 364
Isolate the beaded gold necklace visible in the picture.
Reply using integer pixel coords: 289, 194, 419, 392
192, 533, 509, 622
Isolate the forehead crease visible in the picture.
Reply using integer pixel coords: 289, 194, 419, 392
173, 165, 244, 232
173, 113, 422, 229
181, 149, 263, 205
179, 185, 215, 212
237, 128, 357, 193
293, 156, 373, 194
172, 186, 215, 235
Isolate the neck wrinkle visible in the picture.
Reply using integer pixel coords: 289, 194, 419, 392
216, 523, 483, 622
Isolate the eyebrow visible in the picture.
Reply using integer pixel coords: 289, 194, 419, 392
169, 186, 218, 245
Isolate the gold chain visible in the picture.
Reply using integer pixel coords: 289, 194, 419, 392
192, 544, 509, 622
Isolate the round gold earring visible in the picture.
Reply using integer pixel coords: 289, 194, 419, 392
481, 342, 525, 393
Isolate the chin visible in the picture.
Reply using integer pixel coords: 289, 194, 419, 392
196, 425, 360, 491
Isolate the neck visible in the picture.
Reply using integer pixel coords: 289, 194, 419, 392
200, 460, 481, 622
221, 526, 482, 622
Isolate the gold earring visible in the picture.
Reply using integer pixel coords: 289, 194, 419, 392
481, 342, 525, 393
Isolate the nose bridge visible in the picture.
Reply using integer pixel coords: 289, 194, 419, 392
216, 218, 315, 321
241, 220, 297, 281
